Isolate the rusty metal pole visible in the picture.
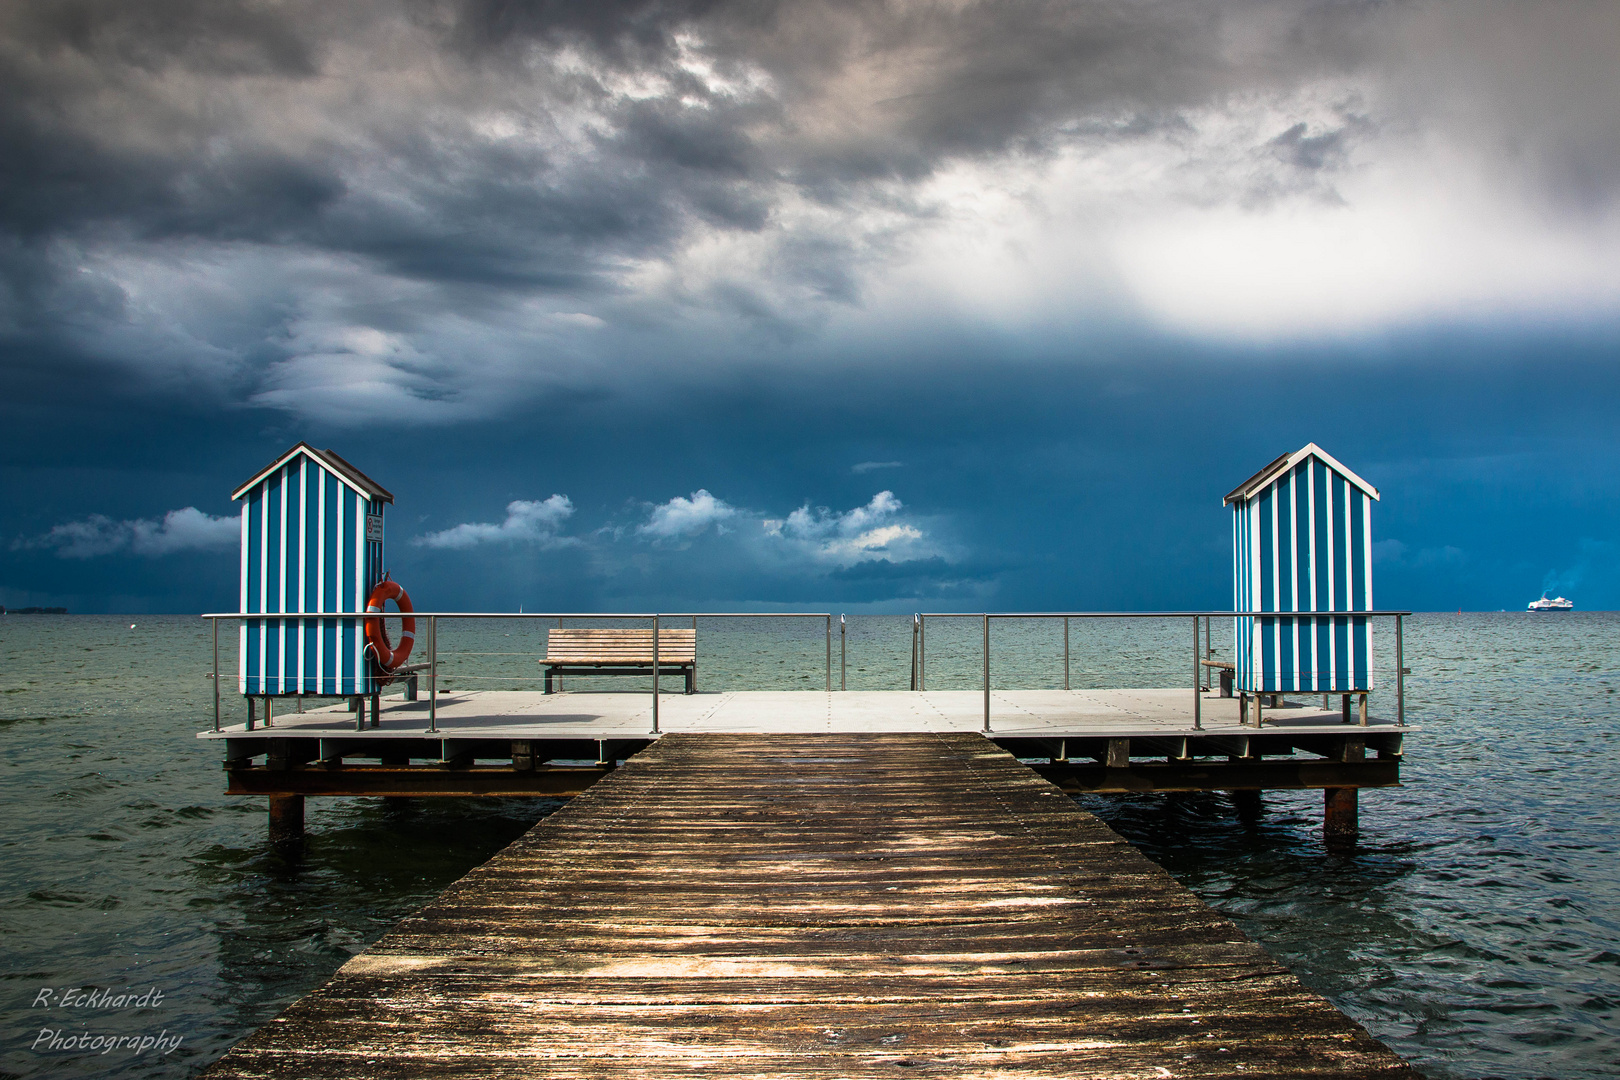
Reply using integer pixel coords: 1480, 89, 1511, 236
1324, 787, 1358, 849
268, 795, 304, 844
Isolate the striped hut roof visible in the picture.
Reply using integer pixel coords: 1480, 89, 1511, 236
233, 442, 393, 503
1224, 443, 1379, 506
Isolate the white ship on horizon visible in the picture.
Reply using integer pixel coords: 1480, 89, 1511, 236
1528, 594, 1574, 612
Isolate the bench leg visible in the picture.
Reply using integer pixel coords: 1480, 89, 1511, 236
686, 667, 696, 695
544, 667, 554, 695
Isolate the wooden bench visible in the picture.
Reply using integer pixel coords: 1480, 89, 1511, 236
1200, 659, 1235, 696
541, 628, 696, 694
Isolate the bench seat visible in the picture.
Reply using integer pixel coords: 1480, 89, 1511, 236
542, 628, 696, 693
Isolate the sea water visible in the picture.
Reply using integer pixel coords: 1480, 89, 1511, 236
0, 613, 1615, 1078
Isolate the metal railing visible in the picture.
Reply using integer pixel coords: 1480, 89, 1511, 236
203, 611, 834, 734
205, 609, 1410, 736
912, 611, 1411, 732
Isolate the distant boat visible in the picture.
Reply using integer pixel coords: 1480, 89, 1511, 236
1528, 594, 1574, 612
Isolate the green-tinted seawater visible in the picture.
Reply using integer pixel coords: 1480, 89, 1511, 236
1, 613, 1616, 1077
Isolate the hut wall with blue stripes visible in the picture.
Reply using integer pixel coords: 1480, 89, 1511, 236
1231, 453, 1375, 694
237, 453, 384, 696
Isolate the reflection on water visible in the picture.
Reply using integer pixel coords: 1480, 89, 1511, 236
1, 613, 1617, 1078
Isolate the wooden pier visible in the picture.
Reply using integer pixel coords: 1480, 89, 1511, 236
204, 732, 1412, 1078
203, 688, 1407, 844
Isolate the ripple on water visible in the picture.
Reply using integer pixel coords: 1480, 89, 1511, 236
0, 612, 1617, 1079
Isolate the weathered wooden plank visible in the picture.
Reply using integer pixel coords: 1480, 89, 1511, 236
202, 733, 1414, 1078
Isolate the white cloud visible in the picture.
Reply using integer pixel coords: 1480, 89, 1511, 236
16, 507, 239, 559
852, 461, 903, 474
764, 491, 937, 567
778, 490, 902, 539
488, 485, 962, 599
414, 496, 576, 550
638, 490, 737, 540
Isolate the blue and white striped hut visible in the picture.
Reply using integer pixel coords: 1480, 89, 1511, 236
233, 444, 392, 698
1225, 443, 1378, 697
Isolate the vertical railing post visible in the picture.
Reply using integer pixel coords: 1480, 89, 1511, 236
825, 615, 831, 692
1192, 615, 1202, 730
1199, 615, 1207, 689
910, 615, 919, 691
212, 617, 220, 732
652, 615, 660, 734
840, 614, 846, 691
982, 613, 991, 733
427, 615, 438, 733
1063, 616, 1070, 690
1396, 613, 1405, 727
919, 616, 926, 691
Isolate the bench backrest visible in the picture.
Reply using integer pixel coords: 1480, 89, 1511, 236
544, 628, 696, 664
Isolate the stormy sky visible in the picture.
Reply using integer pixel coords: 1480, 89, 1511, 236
3, 0, 1619, 613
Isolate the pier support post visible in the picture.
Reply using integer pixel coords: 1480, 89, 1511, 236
1105, 739, 1130, 769
512, 741, 536, 772
1323, 787, 1358, 849
268, 795, 304, 844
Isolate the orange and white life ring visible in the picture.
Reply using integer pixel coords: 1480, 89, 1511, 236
364, 578, 415, 673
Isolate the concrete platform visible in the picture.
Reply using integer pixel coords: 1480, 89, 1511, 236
199, 688, 1406, 742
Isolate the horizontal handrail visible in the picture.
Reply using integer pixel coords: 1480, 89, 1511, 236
202, 611, 833, 619
209, 609, 1411, 737
206, 609, 1408, 619
208, 611, 837, 735
916, 611, 1412, 619
912, 609, 1410, 733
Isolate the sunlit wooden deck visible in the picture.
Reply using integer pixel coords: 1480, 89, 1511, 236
201, 732, 1414, 1079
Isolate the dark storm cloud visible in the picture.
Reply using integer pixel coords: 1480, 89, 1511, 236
3, 0, 1614, 255
0, 3, 1380, 317
0, 0, 1615, 434
8, 0, 319, 75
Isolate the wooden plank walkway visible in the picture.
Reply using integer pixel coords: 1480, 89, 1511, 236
203, 733, 1414, 1078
